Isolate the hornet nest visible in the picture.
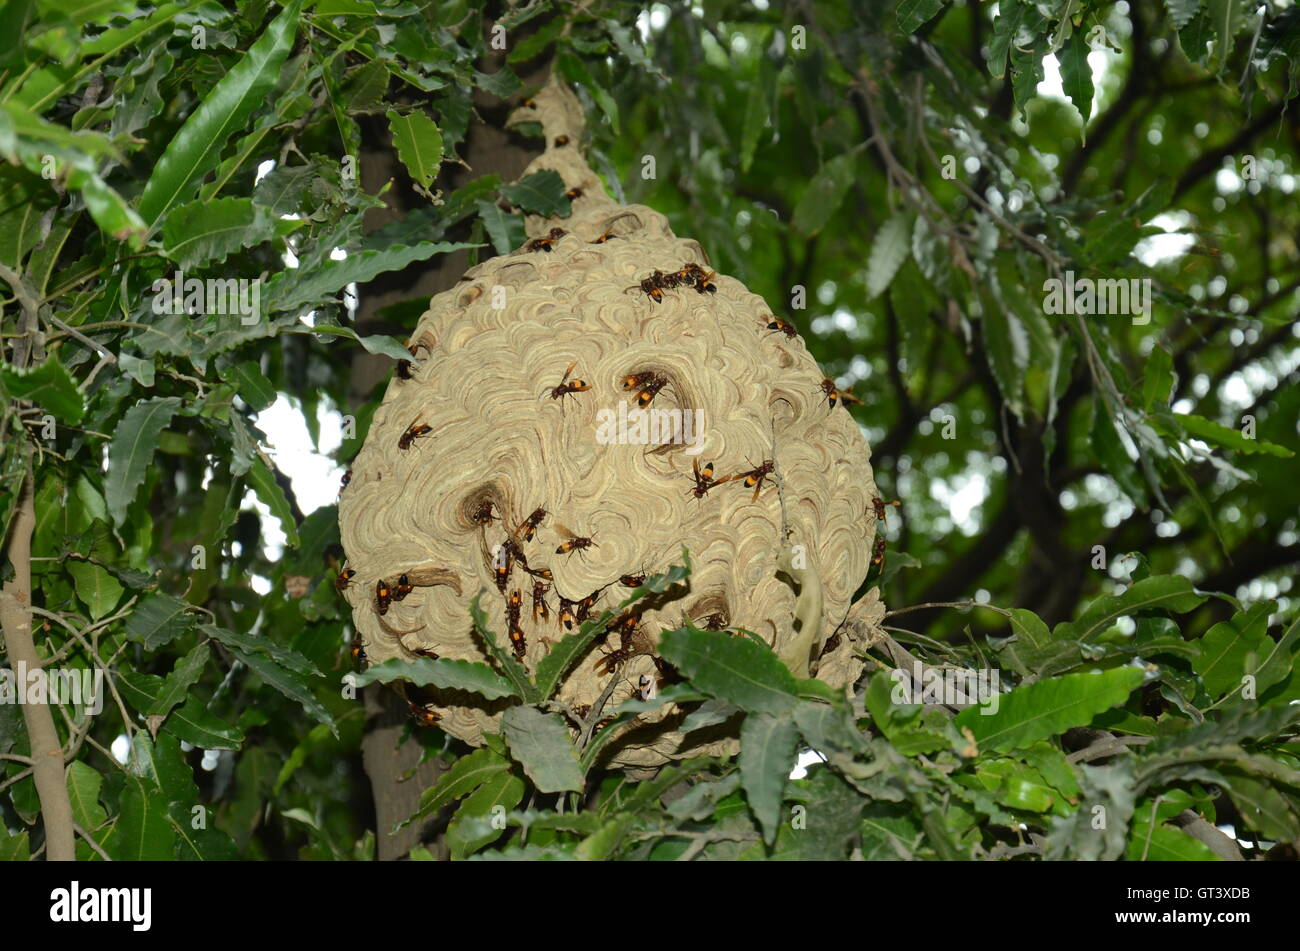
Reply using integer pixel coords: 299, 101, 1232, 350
339, 78, 886, 769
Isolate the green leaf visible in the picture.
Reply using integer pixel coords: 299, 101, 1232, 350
469, 593, 537, 701
1143, 345, 1175, 411
149, 643, 210, 718
476, 200, 524, 255
124, 593, 196, 650
114, 778, 175, 860
1127, 807, 1221, 860
138, 0, 302, 228
197, 624, 318, 680
506, 15, 564, 63
226, 644, 333, 733
1045, 760, 1136, 860
956, 667, 1145, 753
168, 801, 240, 860
865, 211, 911, 300
301, 323, 414, 362
1254, 613, 1299, 696
740, 712, 799, 845
66, 761, 108, 832
658, 625, 799, 714
67, 561, 123, 620
500, 706, 585, 793
447, 769, 524, 858
0, 358, 85, 424
983, 305, 1030, 417
386, 109, 443, 192
897, 0, 945, 33
499, 169, 571, 217
1222, 770, 1300, 841
161, 197, 275, 269
1164, 0, 1205, 29
792, 151, 856, 236
556, 52, 619, 133
1205, 0, 1243, 71
987, 0, 1028, 77
1058, 27, 1094, 131
412, 747, 511, 825
265, 241, 475, 313
739, 61, 770, 174
352, 656, 519, 700
531, 557, 689, 700
245, 457, 300, 548
163, 697, 244, 750
1194, 601, 1273, 698
105, 396, 183, 528
220, 360, 277, 411
1061, 575, 1207, 643
1174, 413, 1294, 457
0, 828, 29, 861
1179, 10, 1217, 65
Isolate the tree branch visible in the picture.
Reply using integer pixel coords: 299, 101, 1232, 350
0, 458, 76, 861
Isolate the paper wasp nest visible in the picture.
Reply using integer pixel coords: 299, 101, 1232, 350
339, 79, 885, 768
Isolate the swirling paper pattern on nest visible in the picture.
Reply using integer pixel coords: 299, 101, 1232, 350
339, 78, 886, 768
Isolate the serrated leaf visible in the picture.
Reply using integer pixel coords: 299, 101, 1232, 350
138, 0, 302, 228
353, 656, 519, 700
342, 60, 389, 111
386, 109, 443, 192
739, 60, 770, 174
412, 747, 510, 825
476, 200, 524, 255
983, 305, 1030, 417
956, 667, 1145, 753
302, 323, 412, 362
499, 169, 571, 217
865, 211, 910, 299
1062, 575, 1208, 643
1222, 770, 1300, 841
149, 643, 210, 718
0, 358, 85, 423
532, 557, 689, 699
1045, 760, 1136, 860
501, 706, 584, 793
1059, 27, 1094, 131
468, 593, 537, 701
447, 769, 524, 858
220, 359, 277, 411
201, 624, 319, 678
245, 457, 300, 548
740, 712, 799, 845
125, 593, 197, 650
162, 196, 275, 269
226, 645, 333, 733
1164, 0, 1204, 29
105, 396, 182, 527
1143, 345, 1175, 411
659, 625, 798, 714
897, 0, 945, 33
265, 241, 474, 313
163, 697, 243, 750
792, 151, 856, 236
1174, 413, 1293, 457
